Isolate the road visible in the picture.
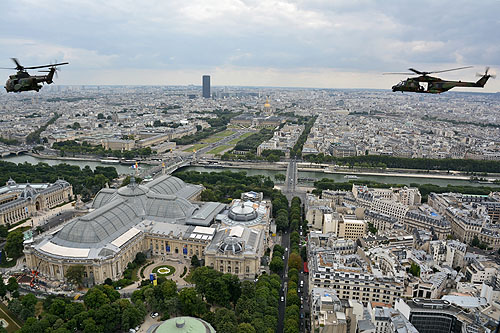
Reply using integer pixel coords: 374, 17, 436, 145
285, 159, 297, 194
284, 159, 307, 204
38, 210, 79, 232
277, 230, 290, 333
197, 129, 251, 156
298, 260, 310, 332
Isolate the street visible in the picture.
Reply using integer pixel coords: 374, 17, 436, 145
276, 229, 290, 333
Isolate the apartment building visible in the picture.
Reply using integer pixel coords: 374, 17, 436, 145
310, 288, 357, 333
364, 209, 398, 232
322, 214, 367, 240
308, 248, 404, 306
404, 204, 451, 240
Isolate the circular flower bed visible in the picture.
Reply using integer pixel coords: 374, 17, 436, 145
152, 265, 175, 276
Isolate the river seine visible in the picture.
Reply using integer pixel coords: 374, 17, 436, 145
1, 155, 497, 189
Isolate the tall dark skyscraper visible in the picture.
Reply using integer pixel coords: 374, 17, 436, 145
202, 75, 210, 98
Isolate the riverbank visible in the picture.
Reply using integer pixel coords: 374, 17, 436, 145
27, 152, 101, 163
302, 167, 473, 180
1, 154, 147, 175
26, 152, 160, 166
192, 160, 497, 182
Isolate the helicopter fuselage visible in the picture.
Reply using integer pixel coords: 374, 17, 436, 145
392, 74, 491, 94
4, 69, 56, 93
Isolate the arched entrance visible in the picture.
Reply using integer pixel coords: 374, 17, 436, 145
35, 201, 41, 211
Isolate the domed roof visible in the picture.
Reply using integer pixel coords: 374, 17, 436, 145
145, 194, 196, 220
146, 176, 188, 195
20, 184, 37, 199
228, 202, 257, 222
153, 316, 215, 333
218, 236, 244, 254
117, 183, 148, 197
6, 178, 16, 187
55, 200, 140, 246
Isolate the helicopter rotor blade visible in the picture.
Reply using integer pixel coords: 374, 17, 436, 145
408, 68, 425, 75
23, 62, 69, 70
10, 58, 24, 70
427, 66, 473, 74
0, 67, 17, 70
383, 72, 414, 75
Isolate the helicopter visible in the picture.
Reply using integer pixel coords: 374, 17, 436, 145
2, 58, 69, 93
385, 66, 494, 94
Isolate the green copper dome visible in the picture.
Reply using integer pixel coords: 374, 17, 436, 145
153, 317, 216, 333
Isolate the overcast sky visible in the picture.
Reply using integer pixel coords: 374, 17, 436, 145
1, 0, 499, 91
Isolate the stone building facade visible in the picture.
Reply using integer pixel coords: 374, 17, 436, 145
0, 179, 73, 225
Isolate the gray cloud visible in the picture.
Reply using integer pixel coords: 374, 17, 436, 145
0, 0, 499, 90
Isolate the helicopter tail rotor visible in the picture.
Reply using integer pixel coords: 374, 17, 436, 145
476, 67, 496, 79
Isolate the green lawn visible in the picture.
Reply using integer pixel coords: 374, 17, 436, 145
213, 130, 235, 137
228, 132, 253, 144
200, 130, 235, 144
183, 144, 207, 152
202, 136, 223, 144
208, 145, 233, 154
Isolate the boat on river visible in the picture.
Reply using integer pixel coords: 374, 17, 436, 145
100, 158, 120, 164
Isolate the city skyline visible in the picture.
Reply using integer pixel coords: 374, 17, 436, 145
0, 0, 499, 92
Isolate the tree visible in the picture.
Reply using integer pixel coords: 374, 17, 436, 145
0, 225, 8, 238
275, 215, 289, 231
178, 288, 207, 317
48, 298, 67, 317
269, 257, 284, 274
0, 275, 6, 298
7, 299, 23, 316
5, 230, 24, 260
121, 304, 145, 331
284, 318, 299, 333
214, 308, 238, 333
191, 254, 200, 267
470, 236, 480, 247
97, 113, 105, 120
65, 265, 85, 286
368, 222, 378, 234
237, 323, 256, 333
300, 246, 307, 262
7, 277, 18, 293
288, 268, 299, 285
84, 285, 119, 310
134, 252, 146, 265
160, 279, 178, 299
274, 173, 286, 182
19, 293, 37, 320
288, 253, 302, 271
409, 263, 421, 277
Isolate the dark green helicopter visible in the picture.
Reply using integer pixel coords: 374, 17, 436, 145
2, 58, 68, 93
385, 66, 494, 94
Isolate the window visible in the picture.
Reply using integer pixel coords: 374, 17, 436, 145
235, 267, 239, 274
228, 267, 231, 273
246, 266, 250, 273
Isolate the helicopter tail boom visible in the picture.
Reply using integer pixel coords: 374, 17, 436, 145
475, 75, 489, 87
